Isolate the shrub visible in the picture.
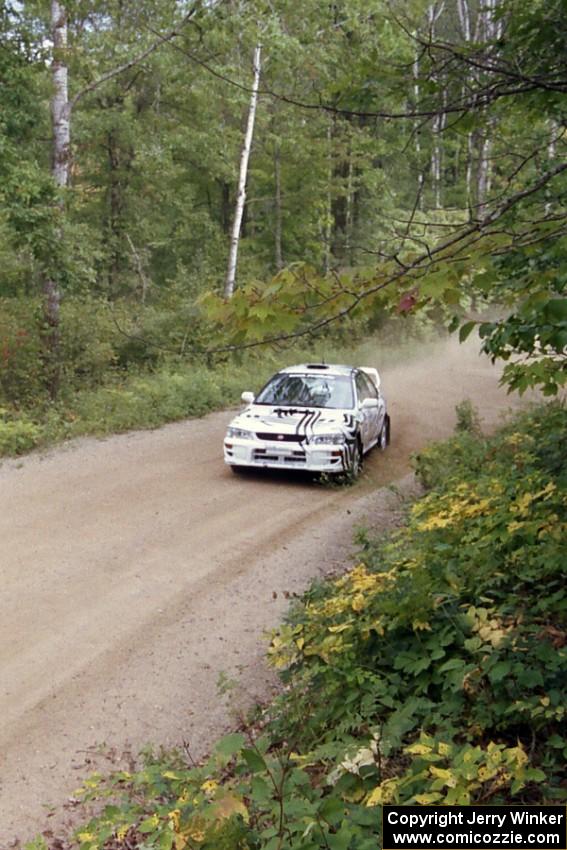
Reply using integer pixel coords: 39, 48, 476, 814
48, 403, 565, 850
0, 416, 41, 454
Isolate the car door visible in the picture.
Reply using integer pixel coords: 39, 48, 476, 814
359, 371, 384, 448
355, 372, 374, 451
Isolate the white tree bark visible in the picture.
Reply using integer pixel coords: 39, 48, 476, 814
457, 0, 471, 42
457, 0, 475, 213
51, 0, 71, 188
42, 0, 70, 398
477, 0, 499, 214
428, 3, 445, 209
413, 49, 424, 203
545, 120, 558, 214
224, 44, 262, 299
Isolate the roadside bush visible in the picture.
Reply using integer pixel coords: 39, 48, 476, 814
0, 415, 41, 454
46, 403, 565, 850
0, 297, 45, 406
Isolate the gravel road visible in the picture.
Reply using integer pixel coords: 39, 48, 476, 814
0, 338, 531, 846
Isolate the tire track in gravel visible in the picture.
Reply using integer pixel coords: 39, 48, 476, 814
0, 337, 535, 846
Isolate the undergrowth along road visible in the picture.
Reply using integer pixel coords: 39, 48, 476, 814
0, 337, 535, 847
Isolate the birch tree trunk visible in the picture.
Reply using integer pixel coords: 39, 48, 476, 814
323, 120, 333, 275
43, 0, 70, 398
545, 120, 558, 214
413, 50, 424, 204
476, 0, 498, 215
224, 44, 262, 299
51, 1, 71, 189
428, 2, 445, 209
457, 0, 475, 214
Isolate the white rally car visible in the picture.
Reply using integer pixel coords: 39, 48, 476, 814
223, 363, 390, 478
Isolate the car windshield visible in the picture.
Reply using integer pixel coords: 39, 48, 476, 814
254, 373, 354, 409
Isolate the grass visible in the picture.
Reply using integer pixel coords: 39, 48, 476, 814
0, 331, 438, 458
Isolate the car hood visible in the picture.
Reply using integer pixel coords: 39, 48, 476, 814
229, 404, 359, 438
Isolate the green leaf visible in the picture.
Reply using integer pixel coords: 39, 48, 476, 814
459, 321, 476, 343
215, 733, 246, 758
241, 748, 267, 773
545, 299, 567, 321
319, 796, 346, 822
488, 661, 512, 683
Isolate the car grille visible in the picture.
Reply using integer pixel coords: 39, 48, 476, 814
253, 448, 306, 464
255, 432, 304, 442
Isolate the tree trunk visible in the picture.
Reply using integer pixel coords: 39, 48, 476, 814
106, 129, 125, 292
476, 0, 498, 215
477, 128, 492, 213
224, 43, 262, 300
345, 154, 354, 264
274, 139, 283, 271
323, 120, 333, 274
220, 182, 231, 234
457, 0, 476, 217
43, 0, 70, 399
413, 49, 424, 204
51, 1, 71, 190
546, 120, 558, 213
428, 2, 445, 209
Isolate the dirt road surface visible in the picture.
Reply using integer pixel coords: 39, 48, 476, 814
0, 338, 533, 846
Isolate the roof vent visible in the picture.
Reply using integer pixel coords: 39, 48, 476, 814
305, 363, 328, 369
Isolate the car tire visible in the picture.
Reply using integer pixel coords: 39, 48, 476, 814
346, 438, 363, 481
230, 465, 246, 475
379, 415, 391, 450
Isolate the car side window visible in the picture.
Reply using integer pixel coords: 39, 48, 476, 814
362, 373, 379, 399
355, 372, 370, 404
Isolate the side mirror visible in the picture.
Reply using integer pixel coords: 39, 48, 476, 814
361, 397, 379, 410
241, 391, 255, 404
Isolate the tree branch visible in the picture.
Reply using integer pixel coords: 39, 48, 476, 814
204, 160, 567, 355
69, 1, 212, 112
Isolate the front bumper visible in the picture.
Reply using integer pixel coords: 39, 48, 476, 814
224, 436, 346, 473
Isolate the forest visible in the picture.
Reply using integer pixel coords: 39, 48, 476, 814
2, 2, 567, 848
1, 0, 565, 454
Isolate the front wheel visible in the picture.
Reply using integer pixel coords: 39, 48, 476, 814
379, 414, 391, 450
345, 439, 363, 482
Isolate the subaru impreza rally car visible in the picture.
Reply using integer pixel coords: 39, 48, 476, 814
223, 363, 390, 477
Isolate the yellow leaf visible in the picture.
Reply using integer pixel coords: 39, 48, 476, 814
200, 779, 218, 795
366, 786, 384, 807
168, 809, 181, 831
415, 793, 441, 804
210, 792, 249, 824
406, 743, 432, 755
351, 593, 366, 612
328, 623, 350, 633
429, 766, 457, 787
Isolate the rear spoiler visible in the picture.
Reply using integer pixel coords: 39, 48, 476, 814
360, 367, 381, 391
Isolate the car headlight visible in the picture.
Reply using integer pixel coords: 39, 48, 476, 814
226, 426, 255, 440
311, 433, 346, 445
